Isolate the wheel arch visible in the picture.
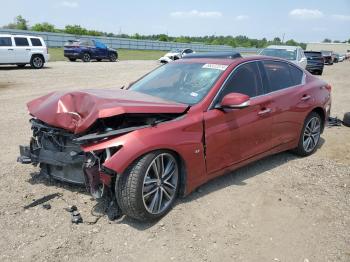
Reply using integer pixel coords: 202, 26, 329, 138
310, 107, 326, 133
110, 147, 188, 197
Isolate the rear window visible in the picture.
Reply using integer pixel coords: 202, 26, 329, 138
14, 37, 29, 46
260, 48, 297, 61
304, 52, 322, 58
289, 65, 304, 86
263, 61, 294, 92
30, 38, 42, 46
0, 37, 12, 46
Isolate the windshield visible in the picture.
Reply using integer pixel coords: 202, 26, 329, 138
129, 63, 226, 105
260, 48, 297, 60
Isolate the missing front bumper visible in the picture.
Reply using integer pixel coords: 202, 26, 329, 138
17, 143, 86, 185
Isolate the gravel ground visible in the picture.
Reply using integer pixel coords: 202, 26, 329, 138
0, 61, 349, 262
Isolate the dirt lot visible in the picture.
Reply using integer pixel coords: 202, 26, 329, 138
0, 61, 349, 262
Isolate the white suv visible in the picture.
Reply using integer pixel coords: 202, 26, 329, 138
0, 34, 50, 69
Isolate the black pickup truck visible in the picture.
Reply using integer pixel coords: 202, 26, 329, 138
304, 51, 325, 75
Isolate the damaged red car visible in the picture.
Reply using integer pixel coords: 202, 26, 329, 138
18, 53, 331, 221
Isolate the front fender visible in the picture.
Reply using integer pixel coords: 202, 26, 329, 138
81, 113, 207, 194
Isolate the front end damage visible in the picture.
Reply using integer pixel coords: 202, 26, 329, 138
18, 111, 184, 200
17, 118, 110, 198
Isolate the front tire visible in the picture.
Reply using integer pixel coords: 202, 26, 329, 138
116, 151, 179, 221
30, 55, 44, 69
69, 58, 76, 62
294, 112, 322, 156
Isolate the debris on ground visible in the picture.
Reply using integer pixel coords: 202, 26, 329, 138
42, 203, 51, 210
23, 193, 61, 209
328, 116, 343, 127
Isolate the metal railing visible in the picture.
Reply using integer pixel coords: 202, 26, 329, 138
0, 28, 260, 53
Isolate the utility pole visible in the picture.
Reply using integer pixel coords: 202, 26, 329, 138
282, 33, 285, 43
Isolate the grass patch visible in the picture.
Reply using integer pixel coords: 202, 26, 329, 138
48, 48, 165, 61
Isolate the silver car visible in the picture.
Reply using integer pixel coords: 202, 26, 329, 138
259, 45, 307, 69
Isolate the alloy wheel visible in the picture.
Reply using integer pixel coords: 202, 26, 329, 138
303, 117, 321, 153
142, 153, 178, 215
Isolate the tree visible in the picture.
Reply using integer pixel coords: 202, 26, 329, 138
285, 39, 298, 46
31, 22, 56, 32
3, 15, 28, 30
64, 25, 88, 35
158, 34, 168, 42
323, 38, 332, 43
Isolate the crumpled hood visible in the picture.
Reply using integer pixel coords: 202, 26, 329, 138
27, 89, 188, 134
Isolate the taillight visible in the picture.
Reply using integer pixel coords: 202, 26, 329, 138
325, 84, 332, 92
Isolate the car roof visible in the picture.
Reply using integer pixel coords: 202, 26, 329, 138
0, 34, 42, 38
175, 55, 293, 66
266, 45, 300, 50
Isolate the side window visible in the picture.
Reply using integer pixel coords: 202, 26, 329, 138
218, 62, 263, 101
0, 37, 12, 46
30, 38, 42, 46
289, 64, 304, 86
14, 37, 29, 46
263, 61, 294, 92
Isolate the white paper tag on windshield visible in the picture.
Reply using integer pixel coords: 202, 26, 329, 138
202, 64, 228, 71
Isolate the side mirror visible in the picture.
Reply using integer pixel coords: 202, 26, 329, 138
219, 93, 250, 109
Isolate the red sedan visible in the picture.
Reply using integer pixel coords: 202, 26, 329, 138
18, 54, 331, 221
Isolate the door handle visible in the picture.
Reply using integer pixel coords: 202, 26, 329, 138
8, 48, 14, 51
26, 48, 31, 51
301, 95, 311, 101
258, 108, 271, 116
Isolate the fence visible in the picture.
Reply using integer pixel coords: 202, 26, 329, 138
0, 28, 260, 53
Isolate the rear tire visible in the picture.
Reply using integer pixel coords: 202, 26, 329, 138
294, 112, 322, 156
116, 150, 179, 221
30, 55, 44, 69
109, 53, 117, 62
82, 53, 91, 62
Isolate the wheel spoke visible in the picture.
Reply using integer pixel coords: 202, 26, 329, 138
149, 189, 159, 212
163, 159, 175, 178
151, 160, 160, 179
161, 187, 172, 200
157, 188, 163, 212
144, 187, 158, 198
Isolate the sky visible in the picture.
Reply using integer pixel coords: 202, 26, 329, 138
0, 0, 349, 43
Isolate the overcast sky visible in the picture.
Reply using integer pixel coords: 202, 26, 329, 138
1, 0, 349, 42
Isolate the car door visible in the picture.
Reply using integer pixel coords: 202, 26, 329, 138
204, 61, 273, 175
13, 37, 32, 63
94, 40, 108, 58
0, 36, 14, 63
261, 60, 306, 147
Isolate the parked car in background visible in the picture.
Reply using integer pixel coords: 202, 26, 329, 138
259, 45, 307, 69
64, 39, 118, 62
321, 51, 334, 65
18, 54, 331, 221
333, 53, 340, 63
339, 54, 345, 62
158, 48, 194, 63
0, 34, 49, 69
304, 51, 324, 75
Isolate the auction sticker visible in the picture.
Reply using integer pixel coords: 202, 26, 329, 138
202, 64, 228, 70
